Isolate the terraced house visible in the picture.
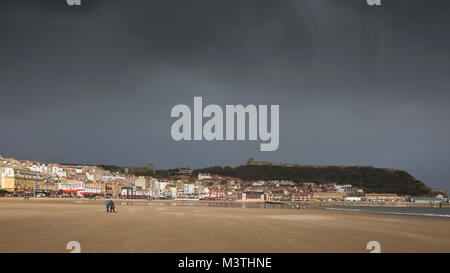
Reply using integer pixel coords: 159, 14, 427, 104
0, 165, 44, 194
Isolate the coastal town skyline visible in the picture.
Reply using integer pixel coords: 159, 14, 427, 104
0, 149, 447, 195
0, 152, 446, 202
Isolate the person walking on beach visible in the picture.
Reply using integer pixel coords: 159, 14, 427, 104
105, 200, 110, 212
109, 200, 116, 213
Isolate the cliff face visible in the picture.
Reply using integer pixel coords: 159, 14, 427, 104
194, 165, 432, 196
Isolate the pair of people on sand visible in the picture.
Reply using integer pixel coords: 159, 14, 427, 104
105, 199, 116, 213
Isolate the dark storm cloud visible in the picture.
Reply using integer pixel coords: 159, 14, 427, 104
0, 0, 450, 192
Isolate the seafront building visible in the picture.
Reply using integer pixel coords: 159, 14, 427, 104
0, 164, 45, 194
365, 193, 401, 202
409, 196, 446, 203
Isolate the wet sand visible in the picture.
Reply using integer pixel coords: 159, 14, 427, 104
0, 198, 449, 253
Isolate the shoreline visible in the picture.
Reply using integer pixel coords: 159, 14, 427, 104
1, 196, 447, 208
2, 197, 450, 220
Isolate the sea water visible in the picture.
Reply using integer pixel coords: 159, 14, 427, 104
324, 206, 450, 218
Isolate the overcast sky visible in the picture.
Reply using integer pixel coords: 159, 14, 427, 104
1, 0, 449, 192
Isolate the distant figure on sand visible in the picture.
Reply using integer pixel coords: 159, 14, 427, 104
110, 200, 115, 213
105, 200, 110, 212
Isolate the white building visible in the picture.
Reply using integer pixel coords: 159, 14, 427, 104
253, 181, 266, 187
170, 186, 177, 197
157, 181, 168, 197
28, 164, 48, 174
335, 184, 353, 193
345, 196, 361, 202
198, 173, 212, 180
51, 165, 67, 177
184, 183, 195, 194
0, 167, 15, 190
86, 172, 94, 181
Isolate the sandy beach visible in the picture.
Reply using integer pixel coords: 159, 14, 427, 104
0, 198, 449, 253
